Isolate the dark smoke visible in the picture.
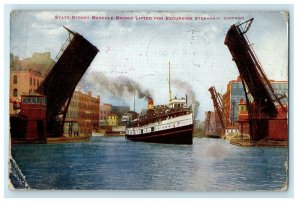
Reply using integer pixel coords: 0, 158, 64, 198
172, 80, 200, 120
78, 71, 152, 100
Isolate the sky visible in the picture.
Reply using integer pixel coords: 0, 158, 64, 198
10, 11, 288, 121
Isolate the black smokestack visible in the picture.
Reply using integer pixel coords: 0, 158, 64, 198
186, 94, 187, 104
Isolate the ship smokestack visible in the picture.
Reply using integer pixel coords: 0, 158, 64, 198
186, 94, 188, 105
148, 97, 154, 110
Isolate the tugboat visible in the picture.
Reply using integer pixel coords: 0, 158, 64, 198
125, 62, 194, 144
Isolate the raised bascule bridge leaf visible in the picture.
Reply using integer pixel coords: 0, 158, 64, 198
36, 27, 99, 137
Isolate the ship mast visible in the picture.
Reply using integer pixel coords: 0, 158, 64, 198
133, 90, 136, 112
168, 61, 172, 102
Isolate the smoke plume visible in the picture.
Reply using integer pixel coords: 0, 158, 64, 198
79, 71, 152, 100
172, 79, 200, 119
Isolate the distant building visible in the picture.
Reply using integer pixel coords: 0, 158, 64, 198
119, 111, 139, 126
223, 76, 288, 125
11, 52, 54, 76
99, 105, 130, 127
99, 104, 112, 126
10, 68, 44, 114
111, 105, 130, 119
106, 113, 118, 126
64, 90, 100, 135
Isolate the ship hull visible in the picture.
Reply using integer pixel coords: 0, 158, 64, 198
125, 124, 193, 144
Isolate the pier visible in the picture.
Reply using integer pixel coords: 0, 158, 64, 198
229, 138, 288, 148
46, 134, 90, 144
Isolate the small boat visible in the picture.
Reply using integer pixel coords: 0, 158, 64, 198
92, 131, 104, 137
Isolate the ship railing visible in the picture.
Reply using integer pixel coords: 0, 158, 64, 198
133, 111, 191, 127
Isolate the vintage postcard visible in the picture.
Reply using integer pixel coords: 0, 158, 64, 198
9, 10, 288, 191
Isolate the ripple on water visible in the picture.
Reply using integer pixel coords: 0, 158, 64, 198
11, 137, 288, 191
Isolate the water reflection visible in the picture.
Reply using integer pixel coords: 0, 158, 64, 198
11, 137, 288, 191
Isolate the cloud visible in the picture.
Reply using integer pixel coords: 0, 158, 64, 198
33, 11, 55, 22
10, 11, 288, 120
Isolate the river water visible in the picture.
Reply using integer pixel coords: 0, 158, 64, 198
11, 137, 288, 191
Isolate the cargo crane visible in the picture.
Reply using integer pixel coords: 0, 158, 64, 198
224, 18, 288, 141
208, 86, 230, 135
10, 27, 99, 141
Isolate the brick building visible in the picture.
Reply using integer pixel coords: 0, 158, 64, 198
64, 90, 100, 135
99, 104, 112, 126
10, 68, 44, 114
222, 76, 288, 125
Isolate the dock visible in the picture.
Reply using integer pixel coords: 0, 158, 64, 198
46, 134, 90, 144
229, 138, 288, 148
224, 133, 288, 148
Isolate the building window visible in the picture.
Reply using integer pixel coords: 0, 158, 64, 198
37, 79, 40, 86
32, 97, 36, 104
37, 97, 40, 104
22, 98, 27, 103
13, 75, 17, 84
42, 98, 47, 105
34, 78, 36, 86
30, 78, 32, 85
13, 88, 18, 97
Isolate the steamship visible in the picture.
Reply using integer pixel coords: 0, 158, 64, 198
125, 63, 194, 144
